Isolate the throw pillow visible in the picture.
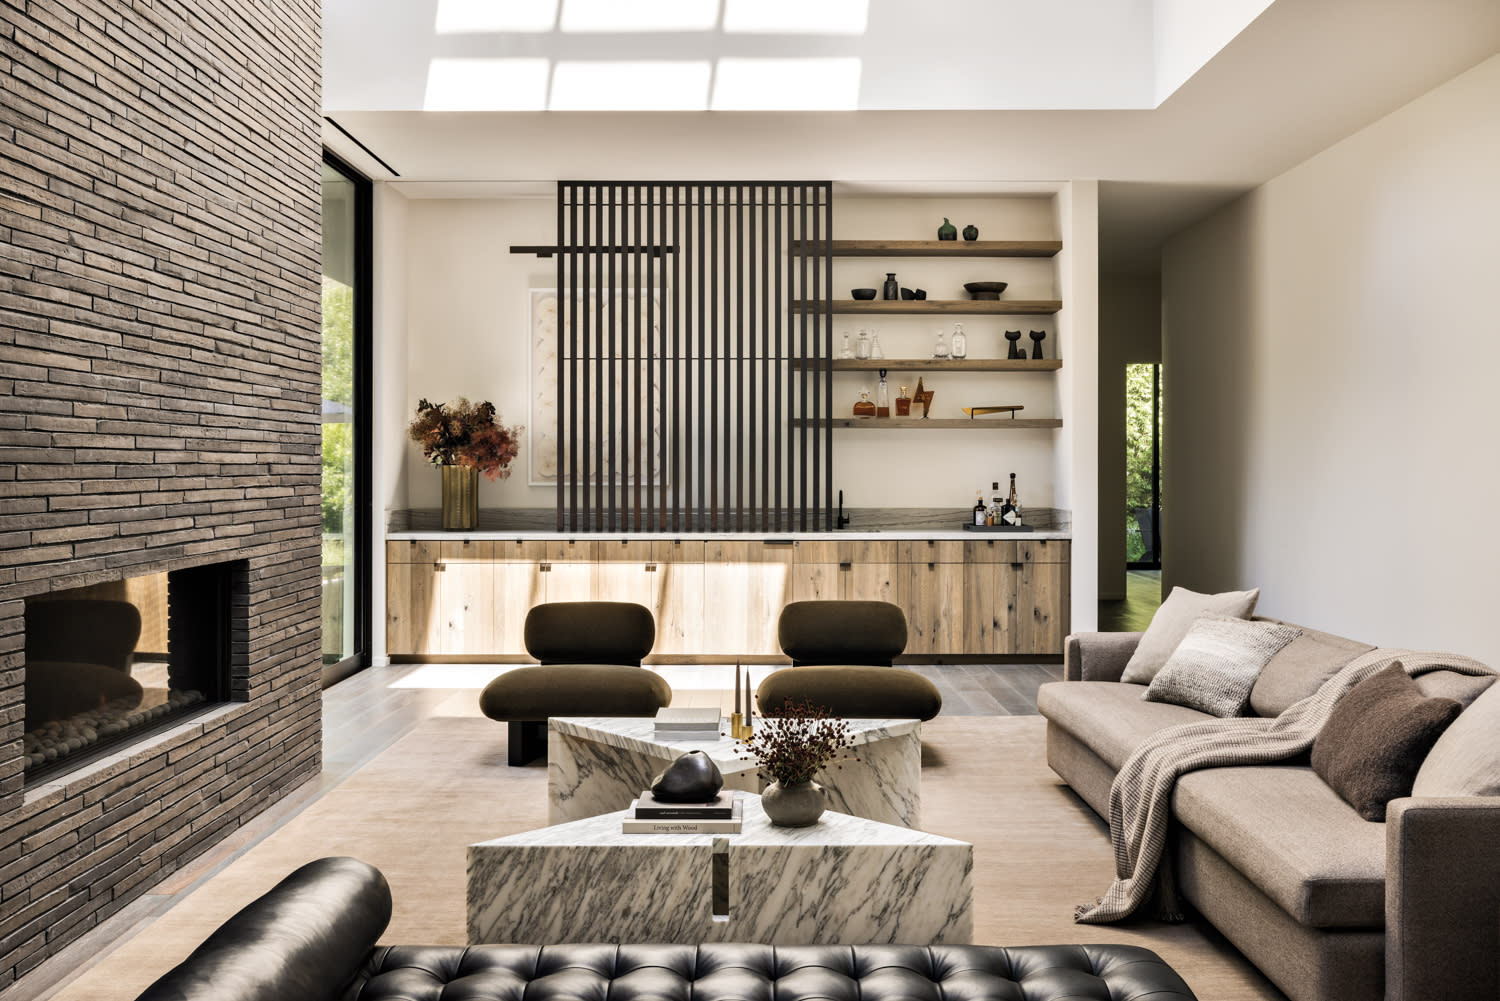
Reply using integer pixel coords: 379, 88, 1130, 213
1412, 679, 1500, 797
1120, 586, 1261, 685
1311, 663, 1463, 821
1143, 615, 1302, 717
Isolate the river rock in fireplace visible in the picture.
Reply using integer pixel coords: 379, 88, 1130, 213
22, 686, 206, 770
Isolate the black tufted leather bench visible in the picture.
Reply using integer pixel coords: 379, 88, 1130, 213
135, 857, 1198, 1001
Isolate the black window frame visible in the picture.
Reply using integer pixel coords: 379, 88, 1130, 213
321, 149, 374, 687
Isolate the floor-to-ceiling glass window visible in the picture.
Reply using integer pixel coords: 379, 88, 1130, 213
1125, 362, 1162, 570
321, 153, 372, 684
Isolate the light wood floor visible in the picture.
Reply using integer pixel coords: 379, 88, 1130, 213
11, 661, 1062, 1001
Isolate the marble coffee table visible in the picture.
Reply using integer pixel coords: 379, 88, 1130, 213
468, 793, 971, 946
547, 716, 921, 827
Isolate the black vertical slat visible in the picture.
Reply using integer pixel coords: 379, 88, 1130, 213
797, 184, 809, 531
746, 185, 758, 531
669, 184, 681, 532
556, 184, 566, 531
758, 185, 769, 530
619, 184, 631, 530
822, 183, 834, 531
567, 186, 579, 531
631, 183, 643, 529
645, 184, 656, 530
593, 186, 604, 530
606, 184, 617, 530
734, 183, 744, 531
695, 184, 707, 532
809, 183, 821, 529
580, 184, 593, 531
708, 185, 719, 530
774, 185, 783, 531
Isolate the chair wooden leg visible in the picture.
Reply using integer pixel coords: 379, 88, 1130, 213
508, 720, 547, 766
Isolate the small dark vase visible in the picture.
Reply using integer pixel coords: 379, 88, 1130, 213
882, 273, 900, 300
1029, 330, 1047, 360
937, 218, 957, 241
761, 780, 824, 827
962, 224, 979, 241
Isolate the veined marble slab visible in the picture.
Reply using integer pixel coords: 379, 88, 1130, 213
548, 716, 921, 827
468, 794, 972, 947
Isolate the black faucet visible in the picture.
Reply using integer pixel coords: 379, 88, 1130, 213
837, 490, 851, 529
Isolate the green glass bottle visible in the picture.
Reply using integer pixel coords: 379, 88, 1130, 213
937, 218, 957, 241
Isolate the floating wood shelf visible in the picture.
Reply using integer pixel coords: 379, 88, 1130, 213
790, 240, 1062, 258
797, 417, 1064, 430
825, 358, 1061, 372
798, 299, 1062, 316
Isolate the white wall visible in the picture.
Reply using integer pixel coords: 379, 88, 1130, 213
1151, 0, 1273, 103
399, 193, 1090, 515
1056, 181, 1100, 633
1161, 53, 1500, 663
370, 183, 409, 664
1097, 274, 1161, 598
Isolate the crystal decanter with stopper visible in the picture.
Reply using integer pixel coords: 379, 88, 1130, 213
855, 329, 871, 359
852, 389, 876, 417
841, 331, 853, 359
876, 370, 890, 417
869, 329, 884, 358
932, 328, 950, 358
951, 322, 967, 359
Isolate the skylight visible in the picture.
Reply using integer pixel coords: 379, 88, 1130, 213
424, 59, 550, 111
711, 59, 862, 111
549, 61, 712, 110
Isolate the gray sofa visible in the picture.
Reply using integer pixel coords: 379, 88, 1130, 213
1038, 623, 1500, 1001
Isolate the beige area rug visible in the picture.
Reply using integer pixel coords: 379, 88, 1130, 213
51, 706, 1284, 1001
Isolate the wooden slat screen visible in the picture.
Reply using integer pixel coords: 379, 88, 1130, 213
554, 182, 833, 532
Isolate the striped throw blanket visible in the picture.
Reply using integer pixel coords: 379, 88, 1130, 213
1075, 647, 1496, 924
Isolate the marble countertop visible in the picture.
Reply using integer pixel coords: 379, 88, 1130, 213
387, 506, 1070, 542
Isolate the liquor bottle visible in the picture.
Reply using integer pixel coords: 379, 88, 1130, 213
840, 332, 853, 359
853, 390, 876, 417
951, 322, 967, 359
973, 491, 987, 526
989, 481, 1003, 524
1003, 473, 1022, 525
876, 370, 890, 417
895, 385, 911, 417
855, 329, 871, 359
933, 329, 950, 358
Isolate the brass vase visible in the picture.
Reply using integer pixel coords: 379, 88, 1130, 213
441, 464, 479, 530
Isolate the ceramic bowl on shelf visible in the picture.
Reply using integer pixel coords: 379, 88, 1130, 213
851, 288, 878, 300
963, 281, 1008, 296
900, 287, 916, 300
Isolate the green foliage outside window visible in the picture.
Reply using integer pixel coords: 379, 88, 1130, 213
1125, 364, 1162, 563
322, 278, 354, 568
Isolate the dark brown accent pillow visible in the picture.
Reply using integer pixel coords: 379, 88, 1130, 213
1312, 663, 1463, 821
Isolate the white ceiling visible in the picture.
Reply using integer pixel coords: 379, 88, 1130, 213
322, 0, 1500, 273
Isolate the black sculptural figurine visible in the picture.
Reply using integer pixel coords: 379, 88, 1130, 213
1029, 330, 1047, 359
1004, 330, 1024, 360
651, 750, 724, 802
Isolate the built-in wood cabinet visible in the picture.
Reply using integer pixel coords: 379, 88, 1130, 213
386, 537, 1069, 659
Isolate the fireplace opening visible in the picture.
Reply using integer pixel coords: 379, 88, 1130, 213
22, 560, 243, 782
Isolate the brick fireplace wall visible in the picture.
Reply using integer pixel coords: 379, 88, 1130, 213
0, 0, 322, 985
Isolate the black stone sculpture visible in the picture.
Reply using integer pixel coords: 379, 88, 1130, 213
651, 750, 724, 802
1029, 330, 1047, 359
1005, 330, 1024, 360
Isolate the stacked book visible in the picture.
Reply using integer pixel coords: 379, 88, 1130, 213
622, 790, 743, 834
652, 707, 724, 743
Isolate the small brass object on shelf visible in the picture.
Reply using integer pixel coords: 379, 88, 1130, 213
962, 405, 1024, 419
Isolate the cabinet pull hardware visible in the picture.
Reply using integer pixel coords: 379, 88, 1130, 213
927, 540, 936, 547
928, 562, 936, 570
839, 562, 853, 570
1011, 562, 1024, 569
463, 539, 470, 546
762, 539, 795, 546
539, 563, 552, 572
645, 564, 657, 572
434, 562, 445, 571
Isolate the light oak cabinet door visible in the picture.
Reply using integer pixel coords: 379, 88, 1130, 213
838, 541, 900, 605
653, 541, 704, 655
438, 541, 494, 655
901, 559, 964, 656
702, 541, 793, 655
492, 562, 545, 655
961, 561, 1016, 655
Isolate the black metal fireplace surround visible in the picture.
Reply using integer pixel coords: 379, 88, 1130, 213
21, 560, 241, 783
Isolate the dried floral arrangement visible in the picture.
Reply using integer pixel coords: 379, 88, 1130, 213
407, 397, 523, 480
738, 698, 858, 787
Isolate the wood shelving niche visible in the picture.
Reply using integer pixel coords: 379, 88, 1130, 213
796, 417, 1064, 430
790, 240, 1062, 258
794, 358, 1061, 372
798, 299, 1063, 316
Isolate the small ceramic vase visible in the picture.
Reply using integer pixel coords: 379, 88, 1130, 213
962, 224, 979, 241
761, 780, 825, 827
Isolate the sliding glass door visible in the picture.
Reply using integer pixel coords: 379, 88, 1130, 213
321, 152, 372, 684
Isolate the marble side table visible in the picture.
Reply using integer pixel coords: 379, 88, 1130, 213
468, 793, 971, 946
548, 716, 921, 827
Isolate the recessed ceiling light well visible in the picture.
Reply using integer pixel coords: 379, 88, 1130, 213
549, 61, 711, 110
559, 0, 719, 32
711, 58, 862, 110
423, 59, 550, 110
722, 0, 869, 35
433, 0, 558, 33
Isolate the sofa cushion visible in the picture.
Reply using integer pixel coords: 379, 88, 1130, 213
1311, 664, 1462, 822
1036, 682, 1211, 771
1144, 615, 1301, 717
1172, 765, 1387, 928
1413, 677, 1500, 797
1248, 625, 1374, 718
479, 665, 672, 721
1413, 670, 1495, 709
1121, 586, 1260, 685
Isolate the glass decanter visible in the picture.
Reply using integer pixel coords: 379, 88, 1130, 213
852, 389, 876, 417
869, 329, 884, 359
951, 322, 967, 359
855, 329, 872, 359
932, 328, 950, 358
841, 331, 853, 359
